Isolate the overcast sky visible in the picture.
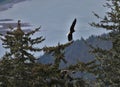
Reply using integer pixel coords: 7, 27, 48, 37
0, 0, 109, 57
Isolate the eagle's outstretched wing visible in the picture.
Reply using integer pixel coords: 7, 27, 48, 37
70, 18, 77, 33
67, 18, 77, 41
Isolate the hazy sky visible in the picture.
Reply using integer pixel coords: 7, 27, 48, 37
0, 0, 108, 57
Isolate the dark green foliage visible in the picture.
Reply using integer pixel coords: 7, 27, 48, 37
0, 20, 44, 63
0, 20, 45, 87
43, 42, 72, 66
90, 0, 120, 86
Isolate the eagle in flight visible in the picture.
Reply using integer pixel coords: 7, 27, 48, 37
67, 18, 77, 41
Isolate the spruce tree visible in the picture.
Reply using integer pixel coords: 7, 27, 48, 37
42, 42, 93, 87
90, 0, 120, 86
0, 20, 45, 87
1, 20, 45, 63
42, 42, 72, 86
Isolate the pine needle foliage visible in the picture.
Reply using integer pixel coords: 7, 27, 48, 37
0, 20, 45, 87
42, 42, 94, 87
90, 0, 120, 86
0, 20, 45, 63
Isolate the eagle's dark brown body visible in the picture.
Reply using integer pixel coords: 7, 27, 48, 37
67, 18, 77, 41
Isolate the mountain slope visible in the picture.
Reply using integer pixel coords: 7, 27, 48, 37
38, 34, 112, 67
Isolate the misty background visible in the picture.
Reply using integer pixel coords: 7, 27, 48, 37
0, 0, 109, 57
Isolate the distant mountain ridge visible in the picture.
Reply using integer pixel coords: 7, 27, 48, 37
38, 34, 112, 67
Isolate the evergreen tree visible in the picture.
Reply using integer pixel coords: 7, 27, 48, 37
1, 20, 45, 63
42, 42, 95, 87
90, 0, 120, 86
0, 20, 45, 87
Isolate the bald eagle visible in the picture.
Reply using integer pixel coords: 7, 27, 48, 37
67, 18, 77, 41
